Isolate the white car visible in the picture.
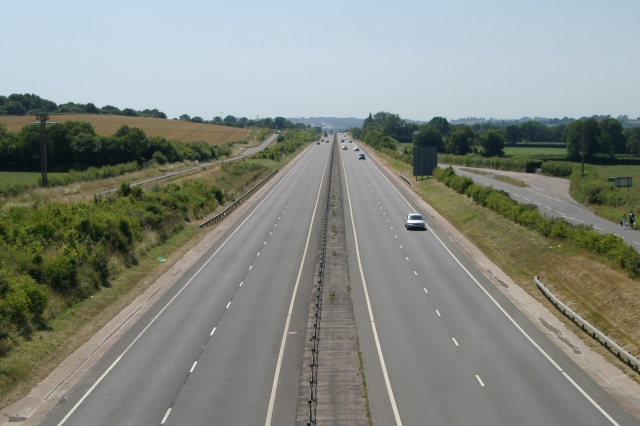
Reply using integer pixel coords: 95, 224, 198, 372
354, 146, 360, 151
405, 213, 426, 230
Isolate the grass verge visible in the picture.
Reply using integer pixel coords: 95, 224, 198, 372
368, 147, 640, 384
494, 174, 529, 187
0, 139, 316, 409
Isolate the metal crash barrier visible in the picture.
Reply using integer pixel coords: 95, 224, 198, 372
198, 169, 279, 228
535, 276, 639, 372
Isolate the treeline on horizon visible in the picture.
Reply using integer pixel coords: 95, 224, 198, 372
0, 121, 233, 172
350, 112, 640, 159
0, 93, 315, 130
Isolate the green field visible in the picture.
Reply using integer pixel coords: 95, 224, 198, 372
592, 164, 640, 196
0, 171, 66, 187
503, 147, 566, 156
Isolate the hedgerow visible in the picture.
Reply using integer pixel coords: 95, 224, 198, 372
0, 180, 224, 342
433, 166, 640, 277
253, 129, 316, 161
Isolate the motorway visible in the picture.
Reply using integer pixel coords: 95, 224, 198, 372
341, 143, 638, 425
448, 165, 640, 246
34, 138, 639, 425
39, 138, 331, 425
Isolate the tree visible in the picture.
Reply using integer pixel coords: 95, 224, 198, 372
446, 126, 475, 155
191, 116, 204, 123
600, 118, 626, 154
626, 127, 640, 155
223, 115, 237, 126
413, 125, 444, 152
503, 125, 521, 143
428, 117, 451, 135
179, 114, 191, 121
480, 129, 505, 157
85, 103, 99, 114
122, 108, 138, 117
564, 118, 611, 160
101, 105, 122, 115
519, 120, 549, 142
362, 113, 374, 129
382, 113, 405, 136
274, 117, 287, 129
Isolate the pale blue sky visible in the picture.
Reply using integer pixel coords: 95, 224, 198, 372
4, 0, 639, 121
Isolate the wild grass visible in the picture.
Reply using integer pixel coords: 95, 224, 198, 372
494, 175, 529, 187
370, 147, 640, 383
0, 136, 313, 408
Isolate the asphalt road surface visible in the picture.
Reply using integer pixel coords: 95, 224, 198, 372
341, 143, 638, 425
40, 139, 331, 425
36, 139, 639, 425
448, 165, 640, 247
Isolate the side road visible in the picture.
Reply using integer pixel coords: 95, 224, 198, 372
99, 134, 278, 194
0, 142, 314, 426
447, 165, 640, 246
375, 153, 640, 420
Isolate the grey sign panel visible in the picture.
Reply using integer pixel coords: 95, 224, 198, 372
615, 177, 632, 188
413, 146, 437, 176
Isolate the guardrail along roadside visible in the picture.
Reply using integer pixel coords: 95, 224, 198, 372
536, 276, 640, 373
198, 169, 279, 228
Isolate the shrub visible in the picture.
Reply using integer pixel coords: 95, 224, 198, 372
540, 161, 573, 178
152, 151, 168, 165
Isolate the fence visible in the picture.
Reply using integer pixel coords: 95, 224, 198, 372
535, 276, 639, 372
198, 169, 279, 228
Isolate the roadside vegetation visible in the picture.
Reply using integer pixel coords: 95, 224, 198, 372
0, 123, 318, 408
352, 111, 640, 226
359, 142, 640, 384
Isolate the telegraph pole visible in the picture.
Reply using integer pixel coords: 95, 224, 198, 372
581, 131, 586, 177
31, 113, 55, 187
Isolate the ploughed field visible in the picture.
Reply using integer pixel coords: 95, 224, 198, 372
0, 115, 250, 144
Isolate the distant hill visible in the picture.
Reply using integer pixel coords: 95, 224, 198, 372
288, 117, 364, 129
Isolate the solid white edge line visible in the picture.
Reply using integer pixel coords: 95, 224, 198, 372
562, 372, 620, 426
264, 144, 331, 426
366, 152, 620, 425
161, 407, 172, 424
341, 149, 403, 425
56, 142, 316, 426
190, 361, 197, 373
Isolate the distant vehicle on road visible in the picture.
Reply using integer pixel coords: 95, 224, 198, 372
358, 153, 366, 160
354, 147, 360, 151
405, 213, 426, 230
342, 145, 348, 150
317, 141, 320, 145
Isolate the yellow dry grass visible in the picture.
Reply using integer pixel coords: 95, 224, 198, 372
372, 149, 640, 382
0, 115, 250, 145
